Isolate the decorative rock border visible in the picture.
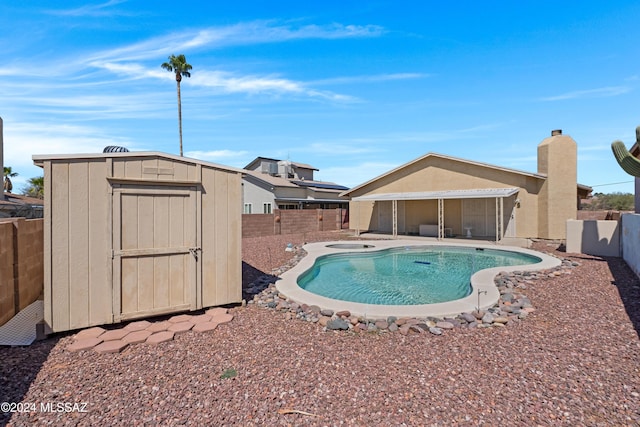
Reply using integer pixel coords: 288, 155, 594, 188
247, 246, 580, 335
66, 308, 234, 353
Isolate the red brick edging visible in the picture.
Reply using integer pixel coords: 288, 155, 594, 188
67, 308, 233, 354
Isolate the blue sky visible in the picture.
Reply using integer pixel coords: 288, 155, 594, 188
2, 1, 639, 193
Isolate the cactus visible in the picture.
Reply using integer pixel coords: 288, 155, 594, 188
611, 126, 640, 177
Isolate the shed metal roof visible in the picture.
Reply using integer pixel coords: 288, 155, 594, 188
351, 187, 520, 201
32, 152, 245, 175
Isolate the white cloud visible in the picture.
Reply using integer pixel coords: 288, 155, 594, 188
541, 86, 631, 101
184, 149, 249, 164
317, 161, 401, 188
86, 21, 385, 63
311, 73, 427, 86
45, 0, 130, 17
2, 121, 135, 187
304, 143, 382, 155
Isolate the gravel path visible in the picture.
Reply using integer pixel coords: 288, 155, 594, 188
2, 231, 639, 426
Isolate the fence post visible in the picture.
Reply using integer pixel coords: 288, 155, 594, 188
12, 219, 20, 317
274, 209, 282, 235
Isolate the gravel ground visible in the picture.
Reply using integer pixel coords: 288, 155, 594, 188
1, 231, 639, 426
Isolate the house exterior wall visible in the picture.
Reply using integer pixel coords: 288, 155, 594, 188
348, 156, 542, 238
635, 177, 640, 214
39, 153, 242, 332
242, 179, 276, 213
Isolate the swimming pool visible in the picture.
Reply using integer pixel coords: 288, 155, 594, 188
276, 240, 561, 319
297, 246, 541, 305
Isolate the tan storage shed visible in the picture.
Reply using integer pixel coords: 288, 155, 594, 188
33, 152, 243, 333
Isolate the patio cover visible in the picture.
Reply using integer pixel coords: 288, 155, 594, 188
350, 187, 519, 202
351, 187, 520, 240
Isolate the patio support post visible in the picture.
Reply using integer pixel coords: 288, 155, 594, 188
438, 198, 444, 240
496, 198, 499, 242
392, 199, 398, 238
500, 197, 504, 241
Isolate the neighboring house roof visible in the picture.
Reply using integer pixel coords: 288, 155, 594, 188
341, 151, 592, 197
2, 192, 44, 206
244, 156, 318, 171
291, 180, 348, 191
243, 169, 299, 188
243, 169, 347, 193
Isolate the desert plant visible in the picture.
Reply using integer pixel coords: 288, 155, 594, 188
611, 126, 640, 177
22, 176, 44, 199
3, 166, 18, 192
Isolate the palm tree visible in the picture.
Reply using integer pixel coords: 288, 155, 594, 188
3, 166, 17, 193
161, 54, 192, 156
23, 176, 44, 199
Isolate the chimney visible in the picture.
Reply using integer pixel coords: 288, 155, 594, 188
537, 129, 577, 239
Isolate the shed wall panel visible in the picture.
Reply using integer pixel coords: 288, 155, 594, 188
215, 171, 229, 304
87, 161, 111, 326
201, 168, 242, 307
226, 172, 242, 303
68, 161, 90, 329
51, 162, 70, 331
43, 161, 52, 328
201, 167, 217, 305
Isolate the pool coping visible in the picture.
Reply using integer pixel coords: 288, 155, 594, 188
276, 240, 561, 320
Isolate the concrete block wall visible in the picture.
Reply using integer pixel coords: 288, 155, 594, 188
566, 219, 620, 257
15, 219, 44, 310
0, 221, 16, 326
242, 208, 348, 237
0, 218, 44, 327
280, 210, 319, 234
242, 214, 277, 238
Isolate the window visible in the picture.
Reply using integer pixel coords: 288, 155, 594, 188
263, 203, 272, 214
243, 203, 252, 214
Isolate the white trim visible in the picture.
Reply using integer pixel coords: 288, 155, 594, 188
351, 187, 519, 202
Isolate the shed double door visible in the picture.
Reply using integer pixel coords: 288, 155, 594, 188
112, 185, 199, 321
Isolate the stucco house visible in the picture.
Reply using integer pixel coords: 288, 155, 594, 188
341, 130, 592, 242
242, 157, 349, 213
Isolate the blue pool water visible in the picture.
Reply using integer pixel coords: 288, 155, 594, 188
297, 246, 540, 305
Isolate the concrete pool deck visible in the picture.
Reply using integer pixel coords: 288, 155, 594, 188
276, 239, 561, 320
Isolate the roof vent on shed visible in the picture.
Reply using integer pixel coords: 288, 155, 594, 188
551, 129, 562, 136
103, 146, 129, 153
